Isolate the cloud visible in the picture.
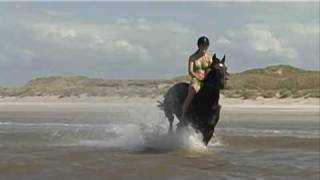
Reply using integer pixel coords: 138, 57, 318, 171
216, 37, 232, 45
214, 22, 319, 71
289, 23, 320, 35
245, 24, 297, 59
28, 18, 195, 63
32, 23, 78, 40
0, 16, 197, 84
0, 2, 318, 85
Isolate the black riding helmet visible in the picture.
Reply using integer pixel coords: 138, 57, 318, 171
197, 36, 210, 46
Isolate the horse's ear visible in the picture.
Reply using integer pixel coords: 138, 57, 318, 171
212, 53, 218, 64
212, 53, 216, 60
221, 54, 226, 64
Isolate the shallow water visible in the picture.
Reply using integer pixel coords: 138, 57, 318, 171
0, 102, 319, 180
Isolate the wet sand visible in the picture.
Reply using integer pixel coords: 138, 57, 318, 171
0, 97, 319, 180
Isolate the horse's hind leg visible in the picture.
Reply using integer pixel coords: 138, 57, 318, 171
165, 112, 174, 134
168, 115, 174, 134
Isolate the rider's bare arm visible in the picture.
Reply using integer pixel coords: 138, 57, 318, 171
206, 54, 213, 73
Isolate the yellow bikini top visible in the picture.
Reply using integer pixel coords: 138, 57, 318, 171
190, 52, 212, 72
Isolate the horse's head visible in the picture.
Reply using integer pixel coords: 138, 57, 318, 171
205, 54, 228, 89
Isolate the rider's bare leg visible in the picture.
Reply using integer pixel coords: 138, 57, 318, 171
181, 85, 198, 121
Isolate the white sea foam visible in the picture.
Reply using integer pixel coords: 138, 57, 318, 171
76, 123, 216, 153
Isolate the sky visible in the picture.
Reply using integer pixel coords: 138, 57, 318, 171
0, 1, 319, 85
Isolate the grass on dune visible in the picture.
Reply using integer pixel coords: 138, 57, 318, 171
0, 65, 319, 99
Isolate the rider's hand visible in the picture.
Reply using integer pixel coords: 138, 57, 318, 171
197, 74, 205, 81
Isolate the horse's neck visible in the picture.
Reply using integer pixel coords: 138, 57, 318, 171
194, 85, 220, 108
207, 87, 220, 106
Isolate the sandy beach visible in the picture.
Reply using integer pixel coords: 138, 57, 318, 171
0, 96, 318, 111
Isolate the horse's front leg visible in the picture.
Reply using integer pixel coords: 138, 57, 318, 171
203, 105, 222, 145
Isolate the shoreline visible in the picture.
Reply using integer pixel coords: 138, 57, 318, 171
0, 96, 318, 111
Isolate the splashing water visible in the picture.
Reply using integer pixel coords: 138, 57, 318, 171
76, 122, 220, 154
0, 101, 224, 154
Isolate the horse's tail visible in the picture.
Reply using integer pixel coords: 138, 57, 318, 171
157, 88, 170, 110
157, 100, 165, 110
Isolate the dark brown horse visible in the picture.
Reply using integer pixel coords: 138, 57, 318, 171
158, 54, 228, 145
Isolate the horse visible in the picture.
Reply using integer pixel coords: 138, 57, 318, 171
158, 54, 228, 146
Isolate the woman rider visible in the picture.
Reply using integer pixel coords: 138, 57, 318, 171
181, 36, 212, 121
